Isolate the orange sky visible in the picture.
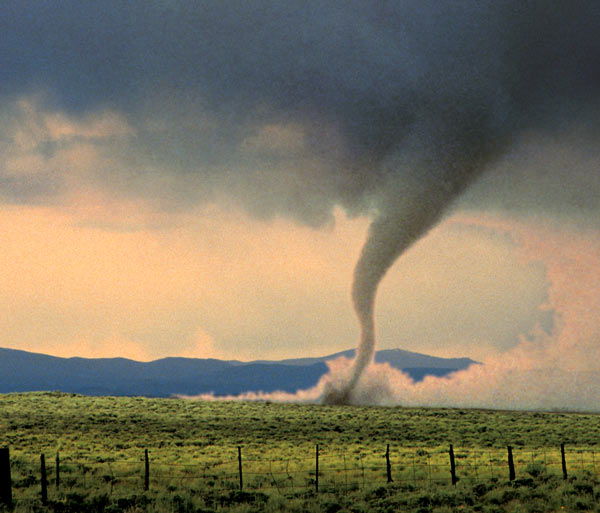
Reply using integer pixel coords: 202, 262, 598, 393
0, 198, 551, 362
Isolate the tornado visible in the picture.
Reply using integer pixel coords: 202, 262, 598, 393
310, 1, 600, 405
323, 131, 499, 404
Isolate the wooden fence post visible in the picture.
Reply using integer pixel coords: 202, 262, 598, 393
0, 447, 12, 509
56, 452, 60, 489
144, 449, 149, 491
238, 447, 243, 491
315, 444, 319, 493
449, 444, 457, 485
561, 443, 568, 480
40, 454, 48, 505
507, 446, 516, 481
386, 444, 393, 483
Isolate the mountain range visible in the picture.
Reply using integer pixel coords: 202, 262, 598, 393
0, 347, 478, 397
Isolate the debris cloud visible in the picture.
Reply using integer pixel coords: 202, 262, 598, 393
184, 214, 600, 412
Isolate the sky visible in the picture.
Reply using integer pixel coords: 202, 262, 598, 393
1, 0, 599, 402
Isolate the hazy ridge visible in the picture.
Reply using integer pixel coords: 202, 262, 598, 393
0, 347, 477, 397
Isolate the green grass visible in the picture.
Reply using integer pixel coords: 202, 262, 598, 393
1, 392, 599, 512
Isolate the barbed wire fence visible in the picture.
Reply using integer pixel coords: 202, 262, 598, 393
2, 443, 599, 507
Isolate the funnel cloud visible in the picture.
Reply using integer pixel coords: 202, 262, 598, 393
1, 1, 599, 406
327, 145, 494, 403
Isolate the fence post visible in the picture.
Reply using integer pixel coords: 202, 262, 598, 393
238, 447, 243, 491
144, 449, 149, 491
40, 454, 48, 505
56, 452, 60, 489
507, 446, 515, 481
315, 444, 319, 493
561, 443, 568, 480
386, 444, 393, 483
0, 447, 12, 509
449, 444, 457, 485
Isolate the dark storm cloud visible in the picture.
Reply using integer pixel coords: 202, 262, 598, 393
1, 0, 598, 219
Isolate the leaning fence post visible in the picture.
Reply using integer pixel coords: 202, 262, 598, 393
0, 447, 12, 509
40, 454, 48, 505
449, 444, 457, 485
561, 443, 568, 480
144, 449, 149, 491
315, 444, 319, 493
56, 452, 60, 489
386, 444, 393, 483
507, 446, 516, 481
238, 447, 243, 491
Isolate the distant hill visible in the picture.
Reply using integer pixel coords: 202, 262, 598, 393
0, 347, 478, 397
270, 347, 476, 370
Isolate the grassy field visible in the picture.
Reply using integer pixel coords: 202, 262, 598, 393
1, 392, 599, 512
